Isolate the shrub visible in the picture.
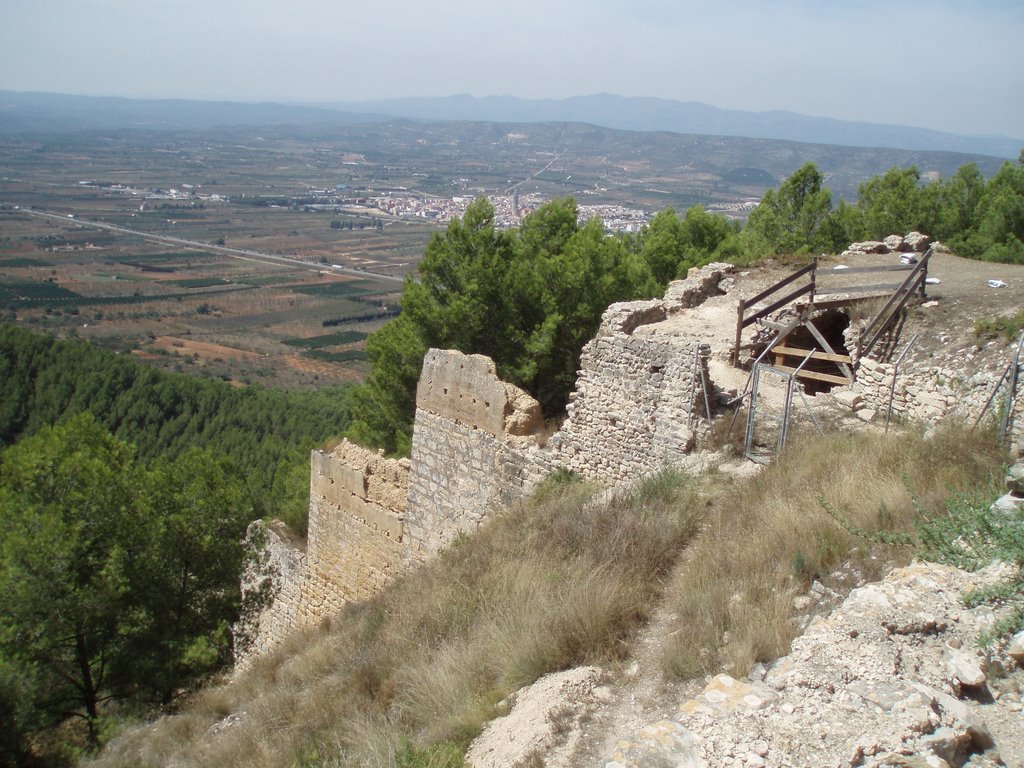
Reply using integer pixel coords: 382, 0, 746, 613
917, 490, 1024, 642
974, 308, 1024, 342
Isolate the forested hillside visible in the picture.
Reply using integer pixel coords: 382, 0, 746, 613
0, 325, 355, 763
0, 324, 353, 530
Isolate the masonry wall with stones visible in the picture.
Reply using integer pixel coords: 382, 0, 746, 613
235, 520, 307, 667
236, 441, 410, 664
837, 355, 1024, 448
403, 348, 550, 561
236, 266, 732, 664
552, 327, 710, 485
301, 444, 408, 612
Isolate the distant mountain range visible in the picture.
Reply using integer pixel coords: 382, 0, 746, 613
330, 94, 1023, 160
1, 90, 1020, 160
0, 91, 385, 134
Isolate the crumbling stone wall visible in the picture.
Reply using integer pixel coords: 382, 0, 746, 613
545, 263, 728, 483
234, 254, 1024, 682
237, 266, 730, 665
235, 520, 307, 669
404, 349, 550, 561
551, 327, 709, 484
235, 441, 409, 665
301, 444, 408, 614
847, 356, 1024, 448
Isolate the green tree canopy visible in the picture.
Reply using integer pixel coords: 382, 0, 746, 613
964, 156, 1024, 263
0, 415, 140, 748
346, 197, 663, 454
0, 415, 254, 754
741, 162, 844, 256
634, 206, 738, 283
856, 166, 924, 239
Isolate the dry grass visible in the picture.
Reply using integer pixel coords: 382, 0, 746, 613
88, 425, 1005, 767
660, 423, 1006, 680
88, 470, 703, 768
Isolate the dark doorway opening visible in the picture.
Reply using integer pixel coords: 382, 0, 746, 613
774, 309, 852, 395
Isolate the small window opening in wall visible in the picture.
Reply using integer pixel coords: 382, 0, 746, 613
443, 387, 448, 395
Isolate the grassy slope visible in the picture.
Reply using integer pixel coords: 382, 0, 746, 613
662, 425, 1006, 679
87, 426, 1007, 768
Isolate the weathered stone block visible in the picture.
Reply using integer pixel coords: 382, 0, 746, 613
416, 349, 543, 438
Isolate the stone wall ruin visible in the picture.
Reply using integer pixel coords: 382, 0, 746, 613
237, 258, 1023, 665
236, 263, 730, 663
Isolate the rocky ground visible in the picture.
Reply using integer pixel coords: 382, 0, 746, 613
466, 561, 1024, 768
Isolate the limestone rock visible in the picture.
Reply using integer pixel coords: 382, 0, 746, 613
920, 727, 971, 765
1005, 461, 1024, 496
605, 720, 706, 768
466, 667, 609, 768
599, 299, 667, 337
601, 563, 1019, 768
991, 493, 1024, 515
1007, 631, 1024, 665
885, 234, 905, 251
503, 384, 544, 436
678, 674, 778, 717
946, 650, 986, 692
845, 240, 889, 255
874, 754, 952, 767
832, 389, 864, 410
662, 262, 736, 310
905, 231, 933, 252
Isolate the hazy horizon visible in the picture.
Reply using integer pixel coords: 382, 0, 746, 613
2, 0, 1022, 139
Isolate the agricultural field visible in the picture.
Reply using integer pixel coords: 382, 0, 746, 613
0, 149, 431, 387
1, 120, 1007, 388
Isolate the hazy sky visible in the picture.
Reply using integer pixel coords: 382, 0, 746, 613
2, 0, 1022, 139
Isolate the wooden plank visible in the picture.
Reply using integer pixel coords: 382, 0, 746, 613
801, 320, 855, 382
860, 268, 928, 353
733, 298, 745, 365
774, 345, 852, 364
771, 364, 850, 386
816, 282, 913, 296
741, 283, 814, 327
742, 261, 815, 308
817, 263, 915, 276
797, 295, 888, 311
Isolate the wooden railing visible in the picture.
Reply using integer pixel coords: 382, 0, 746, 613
731, 248, 932, 366
732, 260, 816, 364
856, 246, 932, 360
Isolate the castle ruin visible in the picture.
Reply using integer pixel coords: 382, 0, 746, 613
237, 253, 1024, 666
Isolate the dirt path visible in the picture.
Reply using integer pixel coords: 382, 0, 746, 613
568, 606, 702, 765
